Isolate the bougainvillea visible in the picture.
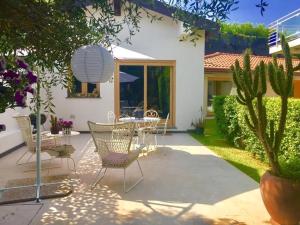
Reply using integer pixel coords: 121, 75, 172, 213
0, 58, 37, 113
58, 119, 73, 128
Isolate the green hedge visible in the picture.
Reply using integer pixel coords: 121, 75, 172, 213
213, 96, 300, 178
213, 96, 242, 147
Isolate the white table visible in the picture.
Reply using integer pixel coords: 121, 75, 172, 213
119, 117, 160, 123
46, 131, 80, 145
119, 117, 160, 147
45, 131, 79, 171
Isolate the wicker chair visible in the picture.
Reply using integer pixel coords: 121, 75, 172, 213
144, 109, 159, 118
15, 116, 56, 165
107, 111, 116, 123
157, 113, 169, 135
88, 121, 144, 193
15, 116, 76, 171
139, 110, 160, 150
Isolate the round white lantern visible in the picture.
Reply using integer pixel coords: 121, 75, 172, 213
71, 45, 114, 83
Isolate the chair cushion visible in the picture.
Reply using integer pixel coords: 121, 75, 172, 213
102, 150, 140, 168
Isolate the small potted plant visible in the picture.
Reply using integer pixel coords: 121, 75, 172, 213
191, 107, 205, 135
59, 118, 73, 135
50, 115, 60, 134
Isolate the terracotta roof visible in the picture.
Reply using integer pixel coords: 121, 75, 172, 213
205, 52, 300, 73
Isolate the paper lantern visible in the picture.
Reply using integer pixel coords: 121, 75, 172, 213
71, 45, 114, 83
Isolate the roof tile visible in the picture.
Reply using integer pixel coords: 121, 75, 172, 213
204, 52, 300, 72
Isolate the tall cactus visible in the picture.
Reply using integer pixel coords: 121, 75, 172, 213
231, 35, 300, 176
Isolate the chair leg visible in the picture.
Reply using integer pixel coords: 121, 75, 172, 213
91, 167, 107, 190
154, 134, 158, 149
123, 159, 144, 193
67, 157, 76, 173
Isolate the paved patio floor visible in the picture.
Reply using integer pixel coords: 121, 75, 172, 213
0, 133, 270, 225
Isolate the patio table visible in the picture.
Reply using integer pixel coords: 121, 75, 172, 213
119, 117, 160, 147
119, 117, 160, 123
46, 131, 80, 145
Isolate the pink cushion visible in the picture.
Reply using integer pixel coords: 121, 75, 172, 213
102, 150, 140, 168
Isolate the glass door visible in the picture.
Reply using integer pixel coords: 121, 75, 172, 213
116, 61, 175, 126
119, 65, 144, 116
147, 66, 170, 119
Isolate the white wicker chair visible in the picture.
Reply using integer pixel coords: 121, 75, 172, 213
139, 110, 160, 150
88, 121, 144, 193
144, 109, 159, 118
157, 113, 169, 135
15, 116, 76, 171
15, 116, 56, 165
107, 111, 116, 123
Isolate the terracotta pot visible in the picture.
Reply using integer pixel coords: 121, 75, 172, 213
260, 171, 300, 225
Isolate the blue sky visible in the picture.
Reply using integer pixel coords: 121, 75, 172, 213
227, 0, 300, 25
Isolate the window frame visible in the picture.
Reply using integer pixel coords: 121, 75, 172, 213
67, 70, 101, 98
114, 59, 176, 127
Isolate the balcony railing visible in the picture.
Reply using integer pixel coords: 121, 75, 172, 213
269, 8, 300, 47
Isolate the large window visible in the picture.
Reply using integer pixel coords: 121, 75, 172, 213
115, 60, 175, 126
68, 73, 100, 98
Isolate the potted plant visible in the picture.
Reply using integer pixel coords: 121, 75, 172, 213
191, 107, 205, 135
50, 115, 60, 134
58, 118, 73, 135
231, 35, 300, 225
29, 113, 47, 132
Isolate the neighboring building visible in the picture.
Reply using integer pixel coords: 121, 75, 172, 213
269, 8, 300, 54
204, 52, 300, 115
0, 1, 217, 153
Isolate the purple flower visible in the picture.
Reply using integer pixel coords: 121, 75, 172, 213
24, 85, 35, 94
16, 59, 28, 69
15, 90, 26, 107
13, 78, 21, 85
59, 119, 73, 128
26, 71, 37, 84
3, 70, 18, 80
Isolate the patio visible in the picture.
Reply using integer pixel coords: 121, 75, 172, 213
0, 133, 270, 225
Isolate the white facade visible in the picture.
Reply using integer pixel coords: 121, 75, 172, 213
0, 7, 207, 153
0, 108, 27, 154
50, 9, 205, 131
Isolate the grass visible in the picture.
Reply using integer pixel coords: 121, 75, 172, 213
191, 119, 269, 183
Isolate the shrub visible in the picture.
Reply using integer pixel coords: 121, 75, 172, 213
215, 96, 300, 179
212, 96, 227, 137
213, 96, 242, 146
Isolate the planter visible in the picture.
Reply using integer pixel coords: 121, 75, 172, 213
260, 171, 300, 225
50, 127, 59, 135
62, 127, 71, 135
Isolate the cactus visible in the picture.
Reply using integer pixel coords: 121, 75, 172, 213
231, 35, 300, 176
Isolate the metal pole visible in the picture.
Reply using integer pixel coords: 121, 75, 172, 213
35, 75, 41, 202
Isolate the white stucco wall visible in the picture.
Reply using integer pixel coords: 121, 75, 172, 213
0, 108, 27, 154
49, 82, 114, 131
115, 11, 205, 130
50, 9, 205, 131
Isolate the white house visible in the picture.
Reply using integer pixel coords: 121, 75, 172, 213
0, 0, 218, 154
